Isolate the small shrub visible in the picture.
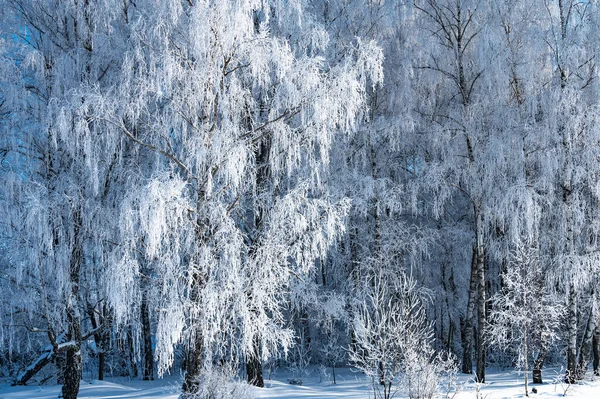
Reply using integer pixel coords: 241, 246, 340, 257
180, 369, 255, 399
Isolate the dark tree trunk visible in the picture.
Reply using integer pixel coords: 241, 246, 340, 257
98, 310, 111, 381
56, 353, 65, 384
182, 271, 205, 393
62, 207, 83, 399
13, 351, 55, 386
62, 345, 82, 399
244, 137, 270, 387
379, 361, 385, 385
592, 327, 599, 376
98, 352, 105, 381
141, 289, 154, 380
246, 337, 264, 388
475, 214, 486, 383
182, 185, 209, 394
245, 332, 265, 387
182, 332, 203, 394
246, 357, 264, 387
63, 304, 82, 399
532, 343, 549, 384
86, 303, 110, 381
461, 246, 477, 374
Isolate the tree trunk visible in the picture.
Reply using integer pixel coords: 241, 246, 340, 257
566, 284, 578, 383
532, 341, 549, 384
379, 361, 385, 385
86, 303, 110, 381
564, 180, 577, 384
246, 357, 264, 387
97, 351, 105, 381
62, 345, 82, 399
13, 350, 55, 386
141, 289, 154, 380
182, 215, 207, 394
246, 336, 264, 388
99, 313, 111, 381
475, 213, 486, 383
332, 364, 336, 385
62, 207, 83, 399
557, 0, 577, 381
245, 137, 270, 387
182, 332, 203, 394
523, 332, 529, 397
182, 270, 204, 393
461, 246, 477, 374
576, 301, 595, 379
63, 302, 82, 398
592, 327, 599, 376
532, 247, 548, 384
126, 325, 138, 378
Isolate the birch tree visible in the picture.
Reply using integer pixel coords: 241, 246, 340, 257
413, 0, 492, 382
82, 0, 383, 393
0, 0, 149, 396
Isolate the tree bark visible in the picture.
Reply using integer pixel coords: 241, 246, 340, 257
576, 301, 595, 379
532, 339, 549, 384
12, 350, 55, 386
182, 272, 204, 393
461, 246, 477, 374
532, 248, 548, 384
558, 0, 577, 381
379, 361, 385, 385
592, 326, 599, 376
523, 332, 529, 397
475, 212, 486, 383
182, 189, 208, 394
246, 336, 264, 387
126, 325, 138, 378
62, 207, 83, 399
62, 344, 82, 399
86, 303, 110, 381
141, 288, 154, 380
182, 331, 203, 394
565, 284, 578, 383
244, 137, 270, 387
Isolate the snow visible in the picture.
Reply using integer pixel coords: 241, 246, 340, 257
1, 368, 600, 399
0, 377, 182, 399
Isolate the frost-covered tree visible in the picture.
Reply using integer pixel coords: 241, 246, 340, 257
535, 0, 600, 383
413, 0, 494, 382
74, 0, 384, 394
489, 241, 560, 396
0, 1, 136, 396
5, 0, 600, 397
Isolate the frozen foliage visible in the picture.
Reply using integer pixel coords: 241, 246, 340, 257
84, 0, 383, 383
3, 0, 600, 398
489, 240, 561, 396
180, 368, 256, 399
349, 269, 450, 399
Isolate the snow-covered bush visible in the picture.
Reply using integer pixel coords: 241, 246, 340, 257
180, 369, 255, 399
405, 351, 458, 399
349, 268, 450, 399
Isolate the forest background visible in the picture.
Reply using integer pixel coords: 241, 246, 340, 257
1, 1, 600, 399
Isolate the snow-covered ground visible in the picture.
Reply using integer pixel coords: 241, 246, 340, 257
1, 367, 599, 398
